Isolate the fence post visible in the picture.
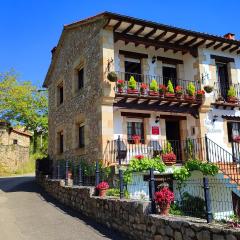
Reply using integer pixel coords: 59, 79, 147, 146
78, 163, 83, 186
57, 162, 60, 179
205, 134, 210, 163
65, 160, 69, 185
117, 135, 121, 165
203, 177, 213, 223
149, 168, 156, 214
95, 160, 100, 187
117, 135, 124, 199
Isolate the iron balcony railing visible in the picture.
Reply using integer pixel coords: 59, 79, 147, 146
213, 82, 240, 102
114, 71, 201, 95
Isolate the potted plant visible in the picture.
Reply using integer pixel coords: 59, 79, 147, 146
132, 135, 141, 144
233, 136, 240, 143
117, 80, 124, 93
155, 187, 174, 215
96, 181, 109, 197
161, 142, 176, 165
185, 82, 195, 100
149, 79, 159, 96
227, 86, 238, 103
165, 80, 175, 98
107, 71, 118, 82
196, 90, 205, 101
159, 84, 166, 97
140, 83, 147, 95
127, 76, 139, 94
203, 85, 213, 94
175, 85, 183, 99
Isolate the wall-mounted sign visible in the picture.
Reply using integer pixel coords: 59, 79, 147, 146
152, 126, 160, 135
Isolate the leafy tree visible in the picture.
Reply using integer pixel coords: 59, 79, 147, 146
0, 71, 48, 152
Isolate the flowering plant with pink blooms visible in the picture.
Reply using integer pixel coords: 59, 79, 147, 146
155, 187, 174, 205
96, 181, 109, 190
135, 155, 144, 160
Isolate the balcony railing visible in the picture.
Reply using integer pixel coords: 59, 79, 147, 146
213, 82, 240, 102
114, 71, 201, 96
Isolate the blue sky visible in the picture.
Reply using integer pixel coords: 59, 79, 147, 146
1, 0, 240, 87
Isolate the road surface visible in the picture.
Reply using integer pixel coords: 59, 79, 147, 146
0, 175, 124, 240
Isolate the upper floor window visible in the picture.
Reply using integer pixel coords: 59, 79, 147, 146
162, 64, 177, 87
127, 118, 144, 144
227, 122, 240, 142
57, 82, 64, 105
78, 123, 85, 148
58, 131, 64, 153
13, 139, 18, 145
124, 58, 142, 82
78, 67, 84, 90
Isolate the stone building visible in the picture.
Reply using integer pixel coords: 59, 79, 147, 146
0, 121, 32, 172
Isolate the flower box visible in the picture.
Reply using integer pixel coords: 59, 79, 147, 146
127, 89, 139, 94
165, 93, 175, 98
117, 87, 123, 93
184, 94, 195, 101
149, 90, 159, 96
175, 93, 182, 99
227, 96, 238, 103
162, 152, 177, 166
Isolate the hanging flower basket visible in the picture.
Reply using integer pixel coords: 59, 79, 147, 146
107, 71, 118, 82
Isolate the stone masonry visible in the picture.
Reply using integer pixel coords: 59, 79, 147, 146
36, 172, 240, 240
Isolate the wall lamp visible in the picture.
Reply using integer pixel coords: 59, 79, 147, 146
155, 116, 160, 123
152, 55, 156, 64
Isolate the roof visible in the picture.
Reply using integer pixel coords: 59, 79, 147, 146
43, 11, 240, 87
11, 128, 32, 137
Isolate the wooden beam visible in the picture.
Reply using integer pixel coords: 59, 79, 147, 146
183, 37, 198, 46
192, 39, 206, 48
222, 44, 232, 51
134, 26, 145, 36
210, 55, 234, 63
206, 41, 216, 48
144, 28, 157, 38
121, 23, 135, 34
160, 115, 187, 120
113, 21, 122, 31
214, 42, 224, 50
157, 56, 183, 65
154, 31, 167, 41
120, 112, 151, 118
174, 35, 188, 45
114, 32, 197, 57
119, 50, 148, 59
230, 46, 239, 52
164, 33, 178, 43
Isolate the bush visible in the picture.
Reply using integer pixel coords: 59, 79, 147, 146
167, 80, 174, 94
228, 86, 236, 97
128, 76, 137, 90
150, 79, 158, 91
106, 188, 129, 198
186, 83, 195, 96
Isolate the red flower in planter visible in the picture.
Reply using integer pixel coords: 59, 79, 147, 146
196, 90, 205, 97
135, 155, 144, 160
175, 86, 183, 95
96, 181, 109, 190
233, 136, 240, 143
159, 84, 167, 94
140, 83, 148, 94
117, 79, 125, 88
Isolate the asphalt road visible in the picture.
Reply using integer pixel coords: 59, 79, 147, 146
0, 175, 125, 240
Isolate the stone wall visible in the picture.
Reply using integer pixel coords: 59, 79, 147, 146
0, 144, 29, 172
36, 172, 240, 240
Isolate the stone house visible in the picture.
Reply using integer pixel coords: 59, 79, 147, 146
0, 121, 32, 172
44, 12, 240, 218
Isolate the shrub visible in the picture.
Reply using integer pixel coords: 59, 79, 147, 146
150, 79, 158, 91
106, 188, 129, 198
186, 83, 195, 96
128, 76, 137, 90
228, 86, 236, 97
167, 80, 174, 94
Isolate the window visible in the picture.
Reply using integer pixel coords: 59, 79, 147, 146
58, 83, 63, 105
58, 131, 64, 153
78, 124, 85, 148
124, 58, 142, 82
162, 65, 177, 87
227, 122, 240, 142
127, 119, 144, 144
13, 139, 18, 145
78, 67, 84, 90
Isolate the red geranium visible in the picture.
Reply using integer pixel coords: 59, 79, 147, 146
135, 155, 144, 160
233, 136, 240, 143
155, 187, 174, 205
159, 84, 167, 94
162, 152, 177, 162
132, 135, 141, 141
117, 80, 124, 88
96, 181, 109, 190
196, 90, 205, 97
175, 85, 183, 94
140, 83, 148, 91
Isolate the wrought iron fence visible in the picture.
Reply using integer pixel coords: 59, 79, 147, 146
114, 71, 201, 94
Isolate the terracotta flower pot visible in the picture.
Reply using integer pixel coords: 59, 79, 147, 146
162, 153, 177, 166
227, 97, 238, 103
149, 90, 159, 96
134, 139, 140, 144
184, 95, 195, 101
158, 202, 171, 215
127, 89, 139, 94
99, 188, 108, 197
175, 93, 182, 99
165, 93, 175, 98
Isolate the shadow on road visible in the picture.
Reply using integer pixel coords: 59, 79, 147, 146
0, 176, 127, 240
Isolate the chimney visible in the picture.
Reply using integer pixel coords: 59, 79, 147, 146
224, 33, 235, 40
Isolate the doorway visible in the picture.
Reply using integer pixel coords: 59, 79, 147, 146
216, 62, 229, 100
165, 120, 182, 162
125, 60, 142, 82
162, 66, 177, 87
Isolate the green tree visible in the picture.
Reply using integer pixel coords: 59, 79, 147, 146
0, 71, 48, 153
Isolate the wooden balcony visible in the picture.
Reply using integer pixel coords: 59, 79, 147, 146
113, 72, 202, 118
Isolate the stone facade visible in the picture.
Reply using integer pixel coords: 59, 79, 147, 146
36, 172, 240, 240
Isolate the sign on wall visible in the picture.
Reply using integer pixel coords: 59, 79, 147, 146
152, 126, 160, 135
